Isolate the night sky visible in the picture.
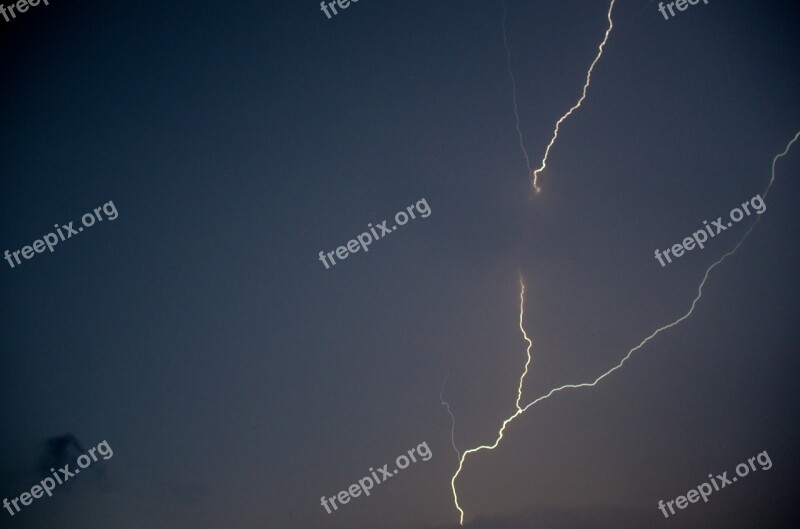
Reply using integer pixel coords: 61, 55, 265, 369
1, 1, 799, 528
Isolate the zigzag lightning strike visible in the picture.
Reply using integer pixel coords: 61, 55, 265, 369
500, 1, 534, 186
449, 131, 799, 525
530, 0, 616, 193
449, 275, 535, 525
440, 374, 461, 460
514, 275, 534, 411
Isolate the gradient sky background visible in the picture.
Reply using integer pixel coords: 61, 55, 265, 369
1, 1, 799, 528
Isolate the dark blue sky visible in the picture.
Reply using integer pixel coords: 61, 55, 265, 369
1, 1, 799, 528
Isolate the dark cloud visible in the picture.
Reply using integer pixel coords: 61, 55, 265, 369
37, 434, 85, 475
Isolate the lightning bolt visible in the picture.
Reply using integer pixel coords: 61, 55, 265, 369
440, 374, 461, 460
763, 130, 799, 200
530, 0, 617, 193
515, 274, 534, 411
449, 131, 799, 525
501, 0, 534, 186
449, 275, 536, 525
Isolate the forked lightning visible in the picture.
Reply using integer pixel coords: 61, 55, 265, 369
449, 131, 799, 524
